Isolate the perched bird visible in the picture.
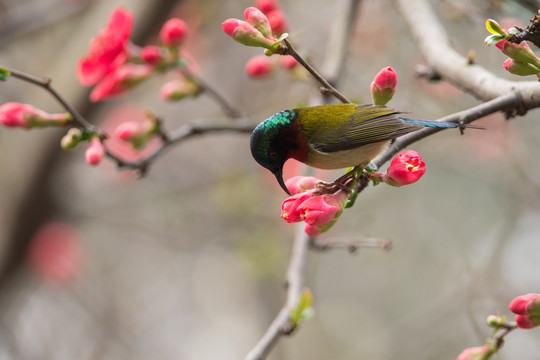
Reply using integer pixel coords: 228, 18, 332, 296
250, 103, 479, 194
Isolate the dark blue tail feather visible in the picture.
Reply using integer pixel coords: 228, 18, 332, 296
400, 117, 484, 129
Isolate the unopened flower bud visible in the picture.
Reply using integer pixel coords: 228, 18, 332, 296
245, 55, 274, 78
456, 344, 495, 360
244, 7, 273, 39
0, 102, 70, 128
160, 18, 188, 47
266, 10, 288, 36
85, 137, 105, 166
502, 58, 540, 76
222, 19, 275, 50
61, 128, 83, 149
370, 66, 397, 105
496, 40, 540, 69
255, 0, 280, 14
141, 45, 164, 65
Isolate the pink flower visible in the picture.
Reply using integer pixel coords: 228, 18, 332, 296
370, 66, 397, 105
77, 7, 133, 86
385, 150, 426, 186
245, 55, 274, 78
299, 192, 347, 226
28, 222, 83, 285
90, 64, 153, 102
266, 10, 288, 36
222, 19, 275, 50
281, 191, 315, 223
0, 102, 69, 128
281, 190, 348, 236
141, 45, 164, 65
255, 0, 280, 14
85, 137, 105, 166
509, 293, 540, 329
244, 7, 273, 39
160, 18, 188, 47
456, 345, 495, 360
285, 176, 321, 194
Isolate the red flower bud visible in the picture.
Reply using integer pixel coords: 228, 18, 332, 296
266, 10, 288, 36
85, 137, 105, 166
370, 66, 397, 105
222, 18, 275, 50
456, 345, 495, 360
255, 0, 280, 14
281, 191, 315, 223
245, 55, 274, 78
160, 18, 188, 47
141, 45, 164, 65
244, 7, 273, 39
385, 150, 426, 186
0, 102, 69, 128
502, 58, 540, 76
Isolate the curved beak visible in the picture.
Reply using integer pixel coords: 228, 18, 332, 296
274, 169, 291, 195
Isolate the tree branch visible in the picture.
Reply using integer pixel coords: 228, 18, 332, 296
396, 0, 540, 111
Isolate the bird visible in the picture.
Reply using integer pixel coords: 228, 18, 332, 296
250, 103, 481, 195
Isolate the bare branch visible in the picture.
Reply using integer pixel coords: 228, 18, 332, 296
396, 0, 540, 111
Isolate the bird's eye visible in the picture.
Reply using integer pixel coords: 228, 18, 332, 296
269, 152, 279, 162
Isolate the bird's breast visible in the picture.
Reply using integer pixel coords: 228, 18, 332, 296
299, 141, 390, 169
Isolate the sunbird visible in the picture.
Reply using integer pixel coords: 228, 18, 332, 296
250, 103, 479, 194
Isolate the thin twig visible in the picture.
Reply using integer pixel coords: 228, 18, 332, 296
311, 237, 393, 252
193, 74, 245, 120
283, 38, 352, 104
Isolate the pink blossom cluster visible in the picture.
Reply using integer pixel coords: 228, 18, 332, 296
222, 0, 288, 52
77, 7, 198, 102
281, 176, 348, 236
509, 293, 540, 329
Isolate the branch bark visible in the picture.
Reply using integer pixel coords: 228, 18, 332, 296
396, 0, 540, 112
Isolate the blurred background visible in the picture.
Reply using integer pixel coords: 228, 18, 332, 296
0, 0, 539, 359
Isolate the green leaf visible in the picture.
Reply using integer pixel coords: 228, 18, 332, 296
345, 190, 357, 208
270, 32, 289, 51
290, 289, 314, 325
484, 34, 505, 46
0, 68, 11, 81
364, 162, 378, 173
486, 19, 506, 36
507, 27, 519, 35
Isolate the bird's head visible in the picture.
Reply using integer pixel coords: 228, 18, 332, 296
250, 110, 298, 195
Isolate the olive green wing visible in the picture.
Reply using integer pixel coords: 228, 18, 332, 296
311, 104, 421, 153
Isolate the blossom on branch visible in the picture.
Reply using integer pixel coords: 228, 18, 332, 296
245, 55, 275, 78
374, 150, 426, 187
0, 102, 70, 128
370, 66, 397, 105
85, 136, 105, 166
160, 18, 188, 47
509, 293, 540, 329
77, 7, 133, 86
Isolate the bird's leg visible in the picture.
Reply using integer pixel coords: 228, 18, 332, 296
316, 166, 362, 194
